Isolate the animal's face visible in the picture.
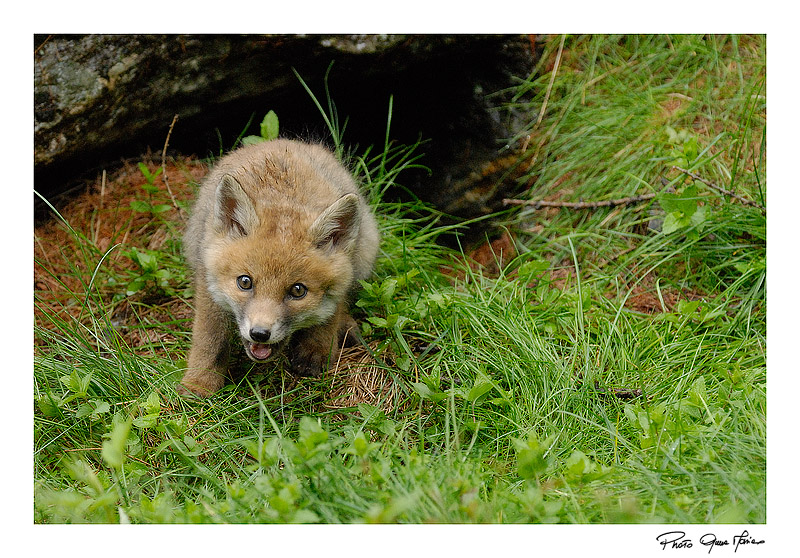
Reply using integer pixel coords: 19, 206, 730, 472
204, 229, 351, 361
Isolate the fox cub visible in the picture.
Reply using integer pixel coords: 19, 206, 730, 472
179, 139, 379, 397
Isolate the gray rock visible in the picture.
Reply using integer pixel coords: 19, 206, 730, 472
35, 34, 537, 218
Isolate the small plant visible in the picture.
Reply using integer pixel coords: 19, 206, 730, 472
657, 182, 708, 237
664, 126, 701, 170
105, 246, 182, 300
656, 128, 714, 238
130, 163, 172, 215
241, 110, 280, 145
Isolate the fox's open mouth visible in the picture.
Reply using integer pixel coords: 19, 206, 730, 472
244, 341, 276, 362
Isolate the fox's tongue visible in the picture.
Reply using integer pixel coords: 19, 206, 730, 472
250, 343, 272, 360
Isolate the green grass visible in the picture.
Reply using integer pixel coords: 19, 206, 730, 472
34, 34, 765, 524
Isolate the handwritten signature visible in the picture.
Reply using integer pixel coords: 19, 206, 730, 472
656, 530, 765, 553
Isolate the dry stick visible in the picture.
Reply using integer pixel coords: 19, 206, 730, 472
100, 169, 107, 208
672, 166, 766, 213
93, 170, 107, 246
160, 114, 182, 218
502, 191, 662, 210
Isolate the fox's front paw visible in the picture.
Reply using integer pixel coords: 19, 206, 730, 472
338, 314, 362, 348
177, 382, 207, 398
178, 370, 226, 398
289, 346, 325, 378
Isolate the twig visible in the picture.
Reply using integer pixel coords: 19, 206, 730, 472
34, 35, 53, 55
161, 114, 182, 218
672, 166, 766, 213
503, 191, 663, 210
94, 170, 106, 245
100, 169, 107, 208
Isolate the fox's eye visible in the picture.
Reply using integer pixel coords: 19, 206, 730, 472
237, 275, 253, 291
288, 283, 307, 299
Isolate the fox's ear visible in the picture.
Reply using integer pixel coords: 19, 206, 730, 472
310, 193, 361, 251
213, 174, 260, 236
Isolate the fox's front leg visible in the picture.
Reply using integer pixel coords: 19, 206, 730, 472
179, 279, 232, 397
289, 303, 354, 378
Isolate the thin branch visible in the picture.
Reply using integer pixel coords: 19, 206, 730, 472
160, 114, 183, 218
672, 166, 766, 213
93, 170, 107, 246
503, 191, 663, 210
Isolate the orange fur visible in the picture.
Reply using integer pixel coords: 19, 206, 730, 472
179, 140, 379, 397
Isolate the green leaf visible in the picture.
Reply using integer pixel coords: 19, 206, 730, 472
677, 299, 700, 316
242, 437, 280, 468
36, 395, 61, 417
65, 459, 106, 496
77, 399, 111, 420
467, 381, 494, 403
387, 314, 410, 330
664, 126, 681, 144
517, 259, 550, 282
298, 417, 328, 452
659, 192, 696, 216
133, 250, 158, 272
514, 433, 551, 480
345, 431, 380, 459
133, 414, 159, 429
171, 435, 203, 457
260, 110, 280, 141
395, 354, 411, 371
466, 373, 494, 403
690, 204, 708, 230
102, 416, 132, 470
379, 278, 398, 304
564, 450, 591, 480
140, 391, 161, 415
394, 269, 420, 290
291, 509, 320, 524
367, 316, 388, 328
241, 135, 266, 146
411, 382, 446, 403
75, 403, 93, 419
662, 211, 692, 235
688, 376, 708, 407
130, 200, 152, 213
150, 204, 173, 214
564, 449, 611, 483
358, 279, 376, 296
137, 162, 153, 181
357, 404, 397, 436
682, 136, 699, 162
162, 416, 189, 437
60, 369, 92, 396
126, 277, 146, 296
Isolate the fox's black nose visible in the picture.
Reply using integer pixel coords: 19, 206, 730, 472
250, 327, 271, 343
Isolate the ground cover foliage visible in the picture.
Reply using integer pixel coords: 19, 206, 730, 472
34, 34, 765, 524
